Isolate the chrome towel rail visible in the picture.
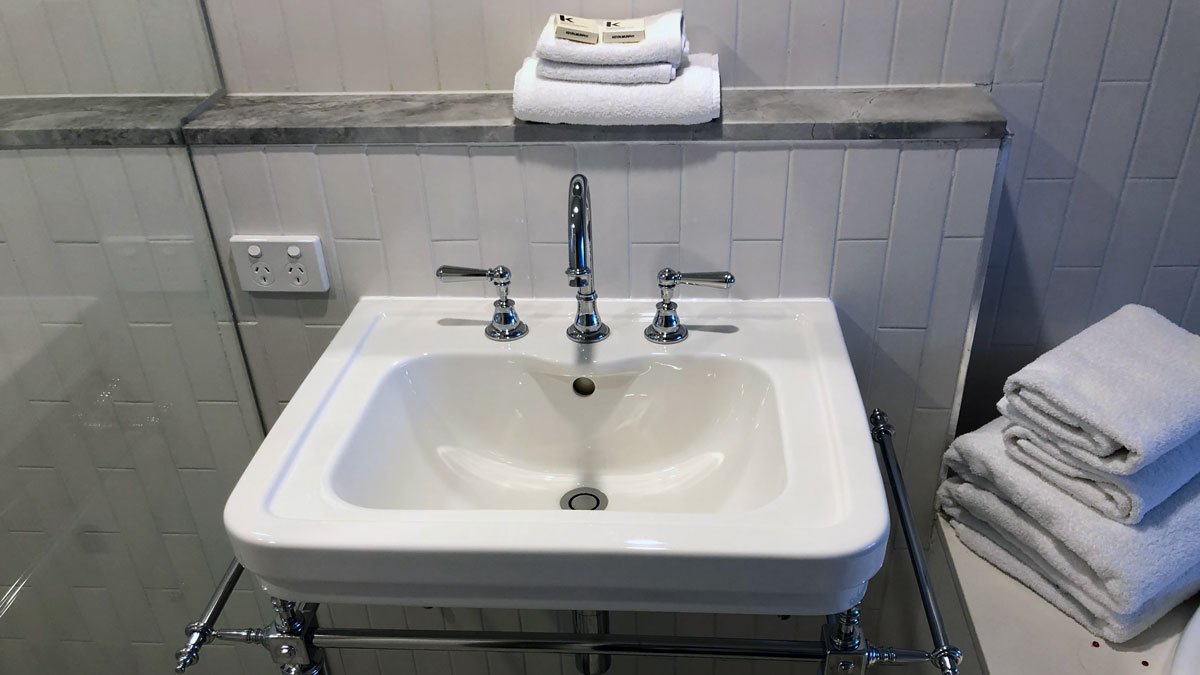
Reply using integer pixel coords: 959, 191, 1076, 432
176, 408, 962, 675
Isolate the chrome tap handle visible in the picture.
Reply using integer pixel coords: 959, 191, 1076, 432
665, 269, 736, 289
645, 268, 735, 344
435, 265, 528, 341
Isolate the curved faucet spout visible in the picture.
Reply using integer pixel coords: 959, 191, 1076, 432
566, 174, 594, 293
565, 174, 609, 343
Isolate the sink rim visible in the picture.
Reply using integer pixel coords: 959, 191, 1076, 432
224, 296, 890, 611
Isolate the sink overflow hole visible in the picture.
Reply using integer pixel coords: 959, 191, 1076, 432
572, 377, 596, 397
561, 487, 608, 511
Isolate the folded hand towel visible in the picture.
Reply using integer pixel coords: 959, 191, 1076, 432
513, 54, 720, 126
1002, 304, 1200, 474
536, 58, 677, 84
534, 10, 688, 67
1000, 412, 1200, 524
938, 419, 1200, 642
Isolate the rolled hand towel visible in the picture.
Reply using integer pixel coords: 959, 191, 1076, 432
1001, 412, 1200, 524
513, 54, 720, 126
536, 58, 677, 84
534, 10, 688, 67
1002, 304, 1200, 474
938, 419, 1200, 642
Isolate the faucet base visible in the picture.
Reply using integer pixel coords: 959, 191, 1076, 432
567, 322, 610, 344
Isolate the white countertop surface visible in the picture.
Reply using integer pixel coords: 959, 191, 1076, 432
939, 518, 1198, 674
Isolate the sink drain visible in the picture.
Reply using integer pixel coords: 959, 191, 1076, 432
572, 377, 596, 397
560, 487, 608, 511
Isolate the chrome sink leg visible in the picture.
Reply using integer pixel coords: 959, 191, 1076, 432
829, 606, 862, 651
265, 598, 324, 675
572, 610, 612, 675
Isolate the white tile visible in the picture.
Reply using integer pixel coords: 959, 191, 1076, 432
368, 147, 437, 295
679, 145, 733, 298
335, 239, 390, 306
330, 0, 390, 91
471, 146, 533, 297
135, 0, 216, 93
867, 328, 926, 461
917, 237, 984, 409
1142, 267, 1198, 325
578, 144, 632, 298
1101, 0, 1171, 81
629, 145, 682, 243
831, 239, 888, 393
71, 149, 143, 240
41, 0, 114, 93
430, 0, 487, 89
228, 0, 297, 91
128, 324, 217, 469
732, 148, 788, 240
191, 150, 257, 321
0, 0, 69, 94
730, 240, 782, 299
993, 0, 1060, 83
1023, 0, 1118, 180
96, 468, 176, 588
89, 0, 159, 93
430, 240, 483, 297
483, 2, 532, 90
20, 150, 97, 242
281, 0, 344, 91
890, 0, 952, 84
839, 0, 898, 85
0, 12, 28, 93
1055, 82, 1147, 267
119, 148, 196, 240
522, 145, 576, 243
1038, 266, 1102, 349
1183, 273, 1200, 335
1128, 0, 1200, 178
683, 0, 738, 74
878, 148, 954, 328
248, 299, 315, 400
838, 148, 899, 240
941, 0, 1007, 84
1154, 121, 1200, 266
529, 242, 573, 299
421, 147, 479, 241
318, 147, 382, 240
383, 0, 439, 90
203, 0, 249, 92
215, 148, 281, 231
786, 0, 841, 85
112, 402, 197, 534
991, 179, 1072, 345
1089, 180, 1171, 319
630, 243, 679, 298
944, 147, 999, 238
990, 83, 1044, 206
733, 0, 790, 85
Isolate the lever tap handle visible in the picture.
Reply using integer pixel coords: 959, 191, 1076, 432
655, 268, 735, 302
436, 265, 510, 284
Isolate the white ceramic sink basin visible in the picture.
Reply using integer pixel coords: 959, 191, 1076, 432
225, 297, 889, 615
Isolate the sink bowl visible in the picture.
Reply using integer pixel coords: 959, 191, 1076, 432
225, 298, 889, 615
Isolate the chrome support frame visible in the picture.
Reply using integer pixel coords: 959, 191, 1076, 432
177, 409, 961, 675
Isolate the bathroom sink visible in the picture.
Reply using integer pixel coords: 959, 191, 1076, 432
224, 297, 889, 615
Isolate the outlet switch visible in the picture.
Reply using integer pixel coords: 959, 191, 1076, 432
230, 235, 330, 293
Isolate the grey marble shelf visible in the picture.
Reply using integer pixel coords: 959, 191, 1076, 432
0, 96, 212, 148
184, 87, 1006, 145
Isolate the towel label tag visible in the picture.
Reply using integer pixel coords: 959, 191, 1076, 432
554, 14, 600, 44
601, 18, 646, 44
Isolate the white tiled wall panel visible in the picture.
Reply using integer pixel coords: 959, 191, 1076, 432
960, 0, 1200, 432
191, 140, 998, 673
0, 0, 218, 95
0, 148, 265, 674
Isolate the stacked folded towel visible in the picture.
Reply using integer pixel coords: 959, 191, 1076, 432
513, 10, 721, 125
938, 304, 1200, 641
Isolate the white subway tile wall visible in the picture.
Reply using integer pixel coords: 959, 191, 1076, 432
191, 140, 998, 674
0, 148, 266, 674
0, 0, 218, 95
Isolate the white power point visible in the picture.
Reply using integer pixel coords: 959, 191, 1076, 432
230, 235, 330, 293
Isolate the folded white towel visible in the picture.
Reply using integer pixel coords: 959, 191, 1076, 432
1001, 412, 1200, 524
939, 419, 1200, 642
1002, 304, 1200, 474
513, 54, 720, 126
536, 58, 677, 84
534, 10, 688, 67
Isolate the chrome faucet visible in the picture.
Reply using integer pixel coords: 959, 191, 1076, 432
565, 174, 610, 343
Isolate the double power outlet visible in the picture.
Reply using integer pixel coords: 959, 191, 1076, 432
230, 235, 330, 293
